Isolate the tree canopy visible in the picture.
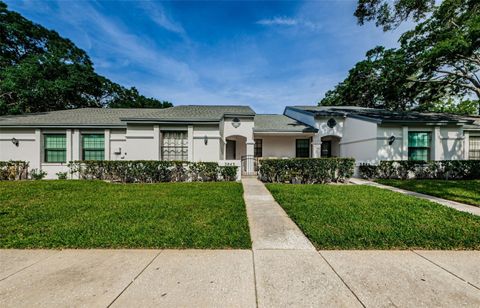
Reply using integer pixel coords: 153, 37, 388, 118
354, 0, 435, 31
0, 1, 172, 116
321, 47, 418, 111
321, 0, 479, 115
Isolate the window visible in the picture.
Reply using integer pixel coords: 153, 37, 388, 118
162, 131, 188, 161
469, 136, 480, 160
82, 134, 105, 160
44, 134, 66, 163
296, 139, 310, 158
254, 139, 262, 157
408, 132, 431, 161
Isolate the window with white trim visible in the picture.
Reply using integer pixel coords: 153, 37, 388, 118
82, 134, 105, 161
408, 132, 431, 161
44, 134, 66, 163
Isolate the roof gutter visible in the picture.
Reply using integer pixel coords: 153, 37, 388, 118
0, 124, 126, 128
253, 128, 318, 133
224, 113, 255, 118
126, 121, 220, 125
379, 119, 473, 125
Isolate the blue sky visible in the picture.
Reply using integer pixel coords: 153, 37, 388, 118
6, 0, 411, 113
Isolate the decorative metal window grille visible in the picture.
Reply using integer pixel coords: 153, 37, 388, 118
162, 131, 188, 161
469, 137, 480, 160
408, 132, 431, 161
82, 134, 105, 161
44, 134, 67, 163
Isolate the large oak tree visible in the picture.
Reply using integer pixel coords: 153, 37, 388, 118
0, 2, 172, 115
322, 0, 479, 115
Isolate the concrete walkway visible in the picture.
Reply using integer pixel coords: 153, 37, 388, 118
350, 177, 480, 216
242, 177, 360, 306
241, 177, 314, 250
1, 249, 480, 307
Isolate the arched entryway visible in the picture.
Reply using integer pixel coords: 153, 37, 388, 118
225, 135, 247, 160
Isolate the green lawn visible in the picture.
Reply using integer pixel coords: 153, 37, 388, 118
0, 181, 251, 249
266, 184, 480, 249
377, 179, 480, 207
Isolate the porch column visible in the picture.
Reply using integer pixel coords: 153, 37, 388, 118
246, 140, 255, 173
312, 135, 322, 158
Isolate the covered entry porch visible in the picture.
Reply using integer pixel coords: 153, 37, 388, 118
252, 114, 319, 160
224, 134, 256, 175
224, 114, 319, 175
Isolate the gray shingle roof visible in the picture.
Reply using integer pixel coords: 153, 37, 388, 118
463, 116, 480, 130
254, 114, 317, 133
0, 105, 255, 127
288, 106, 475, 125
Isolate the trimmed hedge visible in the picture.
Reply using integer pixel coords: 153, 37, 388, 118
258, 158, 355, 184
359, 160, 480, 180
68, 160, 238, 183
0, 161, 29, 180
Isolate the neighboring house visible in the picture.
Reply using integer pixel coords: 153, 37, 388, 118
0, 105, 479, 179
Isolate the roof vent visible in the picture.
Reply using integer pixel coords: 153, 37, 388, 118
232, 117, 241, 128
327, 118, 337, 128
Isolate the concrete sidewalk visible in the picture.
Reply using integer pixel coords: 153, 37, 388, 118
350, 177, 480, 216
1, 249, 480, 307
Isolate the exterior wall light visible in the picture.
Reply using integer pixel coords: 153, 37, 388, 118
11, 137, 19, 146
204, 135, 208, 145
388, 135, 396, 145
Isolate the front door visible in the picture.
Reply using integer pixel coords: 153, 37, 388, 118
226, 140, 236, 160
321, 141, 332, 157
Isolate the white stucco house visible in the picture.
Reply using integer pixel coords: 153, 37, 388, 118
0, 105, 479, 179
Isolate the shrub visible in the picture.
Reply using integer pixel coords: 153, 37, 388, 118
359, 160, 480, 180
31, 169, 47, 180
258, 158, 355, 184
220, 166, 238, 181
0, 161, 29, 180
68, 160, 238, 183
56, 172, 68, 180
189, 162, 219, 181
358, 163, 378, 179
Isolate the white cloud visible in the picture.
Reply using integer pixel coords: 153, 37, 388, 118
256, 16, 322, 31
138, 1, 185, 35
256, 16, 298, 26
52, 1, 197, 85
